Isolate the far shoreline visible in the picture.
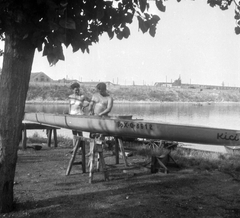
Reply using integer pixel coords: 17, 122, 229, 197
25, 100, 240, 104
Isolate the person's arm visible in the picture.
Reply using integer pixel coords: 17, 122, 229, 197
98, 97, 113, 117
82, 95, 90, 110
88, 96, 95, 115
84, 96, 92, 102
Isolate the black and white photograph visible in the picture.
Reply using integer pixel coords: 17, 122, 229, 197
0, 0, 240, 217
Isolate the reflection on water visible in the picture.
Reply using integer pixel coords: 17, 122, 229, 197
25, 102, 240, 130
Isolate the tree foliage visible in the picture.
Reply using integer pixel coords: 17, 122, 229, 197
0, 0, 163, 66
205, 0, 240, 34
0, 0, 239, 66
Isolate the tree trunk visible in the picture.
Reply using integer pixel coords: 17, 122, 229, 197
0, 33, 35, 213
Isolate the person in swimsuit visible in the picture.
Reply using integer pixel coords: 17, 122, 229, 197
88, 82, 113, 117
69, 82, 89, 147
69, 82, 89, 116
88, 82, 114, 139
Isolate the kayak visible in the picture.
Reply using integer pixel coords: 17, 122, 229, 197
24, 112, 240, 146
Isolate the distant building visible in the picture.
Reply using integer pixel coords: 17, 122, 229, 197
154, 82, 172, 87
172, 77, 182, 87
154, 76, 240, 90
155, 77, 181, 88
80, 81, 116, 89
30, 72, 53, 83
53, 79, 117, 88
56, 78, 79, 84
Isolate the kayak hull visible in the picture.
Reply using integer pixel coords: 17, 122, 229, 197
24, 113, 240, 146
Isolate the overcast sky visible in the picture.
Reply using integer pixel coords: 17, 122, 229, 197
1, 0, 240, 86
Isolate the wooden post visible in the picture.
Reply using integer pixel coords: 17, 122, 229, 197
96, 153, 100, 171
53, 129, 57, 147
118, 138, 128, 167
81, 140, 86, 173
22, 124, 27, 150
72, 134, 77, 147
47, 129, 52, 147
66, 139, 80, 176
98, 150, 109, 181
89, 140, 95, 183
88, 138, 109, 183
114, 137, 119, 164
151, 156, 157, 173
156, 157, 168, 174
66, 137, 86, 175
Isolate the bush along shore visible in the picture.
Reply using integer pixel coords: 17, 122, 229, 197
26, 84, 240, 103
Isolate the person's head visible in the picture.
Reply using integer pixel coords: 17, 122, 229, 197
96, 82, 107, 95
70, 82, 80, 94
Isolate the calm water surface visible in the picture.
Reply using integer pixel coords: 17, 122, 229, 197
25, 102, 240, 152
25, 102, 240, 130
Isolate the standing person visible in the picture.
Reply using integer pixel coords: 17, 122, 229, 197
69, 82, 89, 148
88, 82, 113, 140
69, 82, 89, 116
88, 82, 113, 117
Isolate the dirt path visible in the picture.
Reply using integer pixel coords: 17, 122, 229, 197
1, 147, 240, 218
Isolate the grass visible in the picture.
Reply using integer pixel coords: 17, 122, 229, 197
27, 133, 240, 174
172, 148, 240, 173
27, 132, 73, 147
122, 139, 240, 174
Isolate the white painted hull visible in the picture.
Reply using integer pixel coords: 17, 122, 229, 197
24, 113, 240, 146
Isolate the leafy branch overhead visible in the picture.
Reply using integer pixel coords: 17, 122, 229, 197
206, 0, 240, 34
0, 0, 239, 66
0, 0, 161, 66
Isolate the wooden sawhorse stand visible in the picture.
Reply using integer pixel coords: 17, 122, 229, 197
66, 136, 109, 183
88, 138, 109, 183
66, 136, 86, 175
114, 137, 128, 167
21, 122, 59, 150
88, 136, 131, 183
66, 136, 130, 183
150, 141, 178, 174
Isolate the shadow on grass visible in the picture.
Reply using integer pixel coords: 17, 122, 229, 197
8, 147, 240, 218
13, 174, 199, 218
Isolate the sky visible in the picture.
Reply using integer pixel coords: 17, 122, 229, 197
1, 0, 240, 86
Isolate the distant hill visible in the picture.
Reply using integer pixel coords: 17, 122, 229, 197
26, 84, 240, 103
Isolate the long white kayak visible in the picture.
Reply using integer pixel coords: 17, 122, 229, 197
24, 112, 240, 146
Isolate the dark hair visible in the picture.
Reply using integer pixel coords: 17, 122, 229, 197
96, 82, 106, 91
70, 82, 80, 89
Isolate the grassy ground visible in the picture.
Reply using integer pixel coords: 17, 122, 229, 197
1, 135, 240, 218
25, 134, 240, 179
27, 134, 240, 172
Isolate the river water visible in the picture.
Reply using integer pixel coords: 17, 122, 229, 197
25, 102, 240, 153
